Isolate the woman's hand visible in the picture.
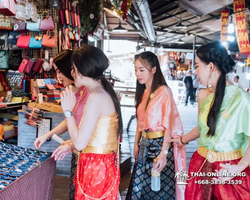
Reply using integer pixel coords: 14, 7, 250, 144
60, 87, 76, 112
154, 153, 167, 173
34, 135, 48, 149
213, 162, 248, 181
133, 144, 140, 160
166, 137, 185, 149
51, 144, 72, 161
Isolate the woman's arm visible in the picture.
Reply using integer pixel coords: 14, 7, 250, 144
154, 129, 172, 173
48, 120, 68, 137
134, 129, 141, 146
161, 129, 172, 153
63, 92, 102, 151
181, 126, 200, 144
166, 88, 212, 146
34, 120, 68, 149
133, 129, 141, 159
238, 137, 250, 168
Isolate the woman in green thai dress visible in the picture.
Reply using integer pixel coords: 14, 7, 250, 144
170, 41, 250, 200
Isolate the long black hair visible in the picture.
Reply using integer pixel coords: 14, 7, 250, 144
196, 41, 235, 137
134, 51, 168, 112
53, 50, 74, 80
71, 45, 122, 135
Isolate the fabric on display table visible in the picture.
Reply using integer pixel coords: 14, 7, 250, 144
0, 142, 56, 200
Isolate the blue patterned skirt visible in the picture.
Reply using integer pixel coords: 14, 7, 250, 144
126, 137, 175, 200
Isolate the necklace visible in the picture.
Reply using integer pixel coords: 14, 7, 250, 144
187, 87, 240, 181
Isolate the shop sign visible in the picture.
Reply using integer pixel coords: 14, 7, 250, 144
234, 0, 250, 54
220, 10, 229, 47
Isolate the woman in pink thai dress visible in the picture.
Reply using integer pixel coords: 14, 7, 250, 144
34, 50, 89, 200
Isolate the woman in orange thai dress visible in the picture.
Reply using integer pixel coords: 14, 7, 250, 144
126, 51, 186, 200
52, 45, 122, 199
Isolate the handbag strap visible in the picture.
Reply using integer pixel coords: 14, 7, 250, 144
46, 29, 56, 36
40, 11, 48, 20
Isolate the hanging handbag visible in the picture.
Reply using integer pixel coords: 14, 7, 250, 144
18, 58, 28, 73
39, 11, 54, 31
60, 0, 66, 24
25, 1, 38, 22
0, 31, 8, 50
13, 20, 26, 31
32, 49, 44, 73
9, 50, 22, 70
0, 16, 12, 30
25, 59, 35, 74
0, 0, 16, 16
15, 2, 26, 21
25, 50, 36, 73
29, 32, 43, 49
42, 29, 57, 48
17, 32, 30, 49
26, 14, 40, 31
0, 51, 9, 69
8, 31, 21, 50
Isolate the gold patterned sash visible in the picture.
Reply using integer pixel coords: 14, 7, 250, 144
141, 131, 164, 139
198, 146, 242, 163
82, 146, 115, 154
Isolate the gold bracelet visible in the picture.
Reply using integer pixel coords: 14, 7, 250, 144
180, 136, 188, 145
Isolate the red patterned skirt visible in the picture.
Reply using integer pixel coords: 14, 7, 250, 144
74, 153, 120, 200
185, 151, 250, 200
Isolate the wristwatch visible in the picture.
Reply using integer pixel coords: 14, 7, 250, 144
64, 110, 74, 118
163, 150, 168, 155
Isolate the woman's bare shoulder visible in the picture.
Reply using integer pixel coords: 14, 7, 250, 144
198, 87, 213, 104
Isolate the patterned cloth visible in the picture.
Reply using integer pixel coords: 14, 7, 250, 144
69, 152, 77, 200
186, 151, 250, 200
126, 137, 175, 200
74, 153, 120, 200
